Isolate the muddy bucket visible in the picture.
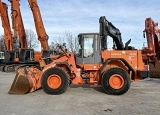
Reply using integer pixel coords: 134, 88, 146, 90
8, 68, 33, 94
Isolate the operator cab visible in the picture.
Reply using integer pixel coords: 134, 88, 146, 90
2, 50, 19, 64
42, 50, 54, 64
19, 49, 34, 63
75, 33, 101, 64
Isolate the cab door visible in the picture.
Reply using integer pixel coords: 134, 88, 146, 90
76, 33, 101, 64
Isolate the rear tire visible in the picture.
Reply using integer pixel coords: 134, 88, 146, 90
41, 67, 69, 95
101, 67, 131, 95
4, 66, 8, 72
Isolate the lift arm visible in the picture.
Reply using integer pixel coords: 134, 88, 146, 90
99, 16, 125, 50
0, 1, 13, 51
9, 0, 28, 49
28, 0, 49, 50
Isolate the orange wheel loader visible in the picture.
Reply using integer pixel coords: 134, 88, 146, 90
8, 16, 149, 95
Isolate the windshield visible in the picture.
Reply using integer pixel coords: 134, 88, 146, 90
83, 35, 94, 57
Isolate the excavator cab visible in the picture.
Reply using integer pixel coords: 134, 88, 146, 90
19, 49, 34, 63
42, 50, 54, 58
1, 50, 19, 72
3, 50, 19, 64
42, 50, 54, 64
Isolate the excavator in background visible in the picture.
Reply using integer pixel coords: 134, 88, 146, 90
0, 0, 42, 72
8, 0, 41, 71
10, 0, 54, 66
0, 1, 19, 71
143, 17, 160, 77
9, 16, 149, 95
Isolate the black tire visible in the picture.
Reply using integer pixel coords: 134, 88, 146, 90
2, 66, 5, 72
101, 67, 131, 95
41, 67, 69, 95
4, 66, 8, 72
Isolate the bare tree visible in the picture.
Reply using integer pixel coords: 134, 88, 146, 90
49, 41, 57, 50
50, 32, 79, 53
25, 29, 39, 49
65, 32, 79, 53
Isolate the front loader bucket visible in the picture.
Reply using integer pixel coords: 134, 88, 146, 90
8, 72, 31, 94
8, 67, 41, 94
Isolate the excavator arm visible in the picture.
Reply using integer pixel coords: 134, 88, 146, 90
0, 1, 19, 64
99, 16, 125, 50
144, 18, 160, 55
142, 18, 160, 78
144, 18, 156, 54
28, 0, 49, 50
0, 1, 13, 51
9, 0, 27, 49
143, 18, 160, 63
8, 0, 42, 63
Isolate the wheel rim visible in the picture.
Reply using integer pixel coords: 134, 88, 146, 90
109, 74, 124, 89
47, 74, 62, 89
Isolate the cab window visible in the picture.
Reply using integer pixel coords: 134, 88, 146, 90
83, 35, 94, 57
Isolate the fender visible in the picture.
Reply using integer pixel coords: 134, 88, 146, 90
100, 58, 135, 79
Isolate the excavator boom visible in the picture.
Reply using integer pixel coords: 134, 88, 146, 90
9, 0, 41, 63
143, 17, 160, 78
144, 18, 156, 53
9, 0, 28, 49
0, 1, 19, 64
0, 1, 13, 51
0, 0, 41, 72
28, 0, 49, 50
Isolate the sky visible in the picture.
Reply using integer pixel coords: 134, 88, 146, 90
0, 0, 160, 50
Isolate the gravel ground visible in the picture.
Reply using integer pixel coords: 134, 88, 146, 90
0, 71, 160, 115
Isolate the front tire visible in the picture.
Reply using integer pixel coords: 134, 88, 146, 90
101, 67, 131, 95
41, 67, 69, 95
